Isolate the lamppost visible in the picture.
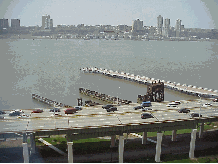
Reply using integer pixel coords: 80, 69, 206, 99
198, 95, 201, 118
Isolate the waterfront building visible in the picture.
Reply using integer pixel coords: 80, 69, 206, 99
42, 15, 53, 29
11, 19, 20, 28
132, 19, 143, 31
0, 18, 9, 29
163, 18, 170, 37
175, 19, 181, 37
157, 15, 163, 35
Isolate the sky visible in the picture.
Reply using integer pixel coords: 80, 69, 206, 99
0, 0, 218, 29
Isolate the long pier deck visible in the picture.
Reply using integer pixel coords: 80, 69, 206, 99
81, 67, 218, 99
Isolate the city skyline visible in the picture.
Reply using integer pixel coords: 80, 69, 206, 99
0, 0, 218, 29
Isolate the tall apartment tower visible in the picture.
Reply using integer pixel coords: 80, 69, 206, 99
157, 15, 163, 35
163, 18, 170, 37
11, 19, 20, 28
42, 15, 53, 29
132, 19, 143, 31
175, 19, 181, 37
0, 18, 9, 29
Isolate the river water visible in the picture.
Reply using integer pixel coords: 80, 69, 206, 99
0, 39, 218, 110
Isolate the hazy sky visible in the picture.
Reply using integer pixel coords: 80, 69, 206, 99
0, 0, 218, 29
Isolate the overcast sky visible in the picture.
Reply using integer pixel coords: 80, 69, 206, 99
0, 0, 218, 29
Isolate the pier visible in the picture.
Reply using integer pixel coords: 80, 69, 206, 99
80, 67, 218, 99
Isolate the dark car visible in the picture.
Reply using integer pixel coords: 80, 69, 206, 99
0, 111, 6, 115
191, 113, 202, 117
142, 108, 152, 111
65, 108, 77, 114
106, 107, 118, 112
133, 106, 144, 110
74, 106, 83, 110
178, 108, 190, 113
102, 104, 114, 109
50, 108, 61, 112
9, 111, 21, 116
141, 113, 154, 119
32, 109, 43, 113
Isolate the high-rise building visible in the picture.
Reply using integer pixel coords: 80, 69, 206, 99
42, 15, 53, 29
175, 19, 181, 37
0, 18, 9, 29
157, 15, 163, 35
11, 19, 20, 28
132, 19, 143, 31
163, 18, 170, 37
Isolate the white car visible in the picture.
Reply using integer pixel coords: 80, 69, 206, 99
202, 103, 212, 107
17, 114, 29, 118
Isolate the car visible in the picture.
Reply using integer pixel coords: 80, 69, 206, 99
106, 107, 118, 112
9, 111, 21, 116
141, 101, 152, 107
202, 103, 212, 107
166, 105, 177, 107
142, 108, 152, 111
178, 108, 190, 113
65, 108, 77, 114
190, 113, 202, 117
74, 106, 83, 110
0, 111, 6, 115
17, 114, 29, 118
32, 109, 43, 113
213, 98, 218, 102
133, 106, 144, 110
50, 108, 61, 112
102, 104, 114, 109
0, 116, 4, 119
141, 113, 154, 119
168, 102, 179, 106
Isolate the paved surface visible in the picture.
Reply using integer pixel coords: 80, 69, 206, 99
0, 99, 218, 132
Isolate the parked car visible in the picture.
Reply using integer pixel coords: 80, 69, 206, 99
32, 109, 43, 113
141, 113, 154, 119
142, 108, 152, 111
50, 108, 61, 112
0, 111, 6, 115
166, 105, 177, 107
65, 108, 77, 114
178, 108, 190, 113
106, 107, 118, 112
133, 106, 144, 110
202, 103, 212, 107
9, 111, 21, 116
191, 113, 202, 117
102, 104, 114, 109
141, 101, 152, 107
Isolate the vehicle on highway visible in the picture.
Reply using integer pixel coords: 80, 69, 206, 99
51, 112, 62, 116
65, 108, 78, 114
32, 109, 43, 113
50, 108, 61, 112
17, 114, 29, 118
202, 103, 212, 107
178, 108, 190, 113
9, 111, 22, 116
0, 111, 6, 115
190, 113, 202, 117
102, 104, 114, 109
106, 107, 118, 112
175, 101, 181, 104
0, 116, 4, 119
166, 105, 177, 107
142, 108, 152, 111
141, 113, 154, 119
74, 106, 83, 110
213, 98, 218, 102
133, 106, 144, 110
141, 101, 152, 107
168, 102, 180, 106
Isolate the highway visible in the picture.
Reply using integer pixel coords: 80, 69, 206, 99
0, 99, 218, 133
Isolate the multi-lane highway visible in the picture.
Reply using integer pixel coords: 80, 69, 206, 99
0, 99, 217, 133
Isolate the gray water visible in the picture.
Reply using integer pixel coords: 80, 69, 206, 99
0, 39, 218, 110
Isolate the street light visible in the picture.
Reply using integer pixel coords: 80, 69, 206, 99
198, 95, 201, 118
